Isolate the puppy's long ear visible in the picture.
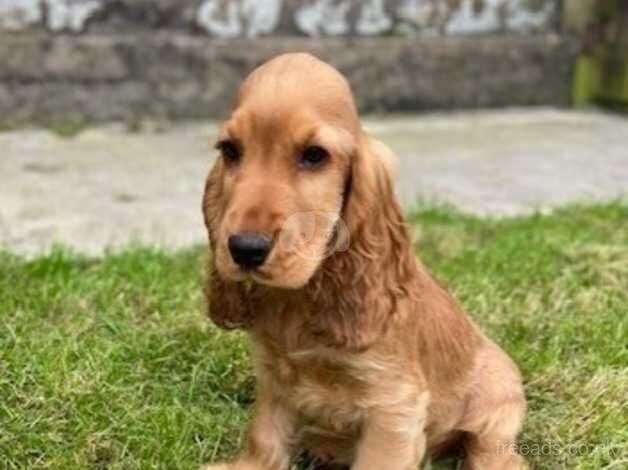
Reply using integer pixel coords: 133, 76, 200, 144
202, 164, 253, 330
205, 261, 253, 329
306, 133, 416, 350
344, 134, 401, 235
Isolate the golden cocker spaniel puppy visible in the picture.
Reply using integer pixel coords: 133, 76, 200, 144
202, 53, 527, 470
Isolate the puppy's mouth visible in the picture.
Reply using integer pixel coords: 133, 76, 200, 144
234, 259, 308, 290
229, 264, 274, 285
242, 267, 270, 282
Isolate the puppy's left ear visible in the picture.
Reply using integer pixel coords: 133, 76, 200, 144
307, 133, 415, 351
342, 134, 400, 235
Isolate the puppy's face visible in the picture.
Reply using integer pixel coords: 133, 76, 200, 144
203, 54, 360, 289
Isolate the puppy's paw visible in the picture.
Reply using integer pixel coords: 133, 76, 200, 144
200, 464, 231, 470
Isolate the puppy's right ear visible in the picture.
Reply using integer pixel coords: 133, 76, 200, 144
202, 163, 224, 249
202, 161, 253, 330
205, 261, 253, 330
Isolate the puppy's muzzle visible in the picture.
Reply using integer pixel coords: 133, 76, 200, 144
228, 233, 272, 269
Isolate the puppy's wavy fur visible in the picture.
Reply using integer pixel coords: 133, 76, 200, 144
202, 53, 527, 470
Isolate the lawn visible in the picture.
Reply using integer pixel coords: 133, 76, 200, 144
1, 203, 627, 469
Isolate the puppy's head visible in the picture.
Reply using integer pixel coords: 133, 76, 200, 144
203, 53, 406, 337
203, 53, 360, 290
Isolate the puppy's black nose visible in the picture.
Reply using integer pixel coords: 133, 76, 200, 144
228, 233, 272, 269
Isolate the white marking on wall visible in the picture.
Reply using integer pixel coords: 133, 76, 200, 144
396, 0, 445, 36
294, 0, 351, 37
197, 0, 282, 38
241, 0, 282, 38
447, 0, 554, 34
0, 0, 41, 31
46, 0, 103, 32
447, 0, 503, 34
0, 0, 103, 32
356, 0, 391, 35
197, 0, 241, 37
0, 0, 555, 35
507, 0, 554, 30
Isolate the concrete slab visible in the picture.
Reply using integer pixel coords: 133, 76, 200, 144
1, 108, 627, 255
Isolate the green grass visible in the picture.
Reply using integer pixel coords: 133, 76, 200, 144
1, 203, 627, 469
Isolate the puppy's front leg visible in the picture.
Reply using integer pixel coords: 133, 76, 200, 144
352, 397, 428, 470
203, 394, 295, 470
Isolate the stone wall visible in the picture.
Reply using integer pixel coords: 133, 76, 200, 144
0, 0, 559, 37
562, 0, 596, 34
0, 34, 577, 125
0, 1, 575, 125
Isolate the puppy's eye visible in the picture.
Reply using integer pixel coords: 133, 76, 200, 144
216, 140, 241, 166
299, 146, 329, 169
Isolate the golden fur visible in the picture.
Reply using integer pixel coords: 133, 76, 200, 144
202, 53, 527, 470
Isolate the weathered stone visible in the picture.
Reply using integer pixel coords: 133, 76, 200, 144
44, 36, 128, 80
86, 0, 199, 33
0, 0, 560, 37
562, 0, 596, 34
0, 80, 153, 124
46, 0, 104, 32
0, 35, 128, 80
0, 35, 48, 80
0, 0, 42, 31
0, 34, 578, 125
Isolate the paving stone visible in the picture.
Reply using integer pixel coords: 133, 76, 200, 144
1, 109, 626, 255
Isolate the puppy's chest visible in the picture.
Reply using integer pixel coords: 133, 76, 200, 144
262, 349, 378, 434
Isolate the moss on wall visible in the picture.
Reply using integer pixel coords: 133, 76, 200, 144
572, 0, 628, 107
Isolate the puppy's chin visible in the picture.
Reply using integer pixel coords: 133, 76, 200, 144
214, 265, 247, 283
250, 268, 314, 290
215, 268, 313, 290
256, 243, 329, 289
214, 256, 321, 290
